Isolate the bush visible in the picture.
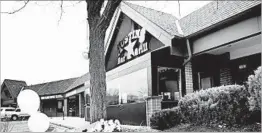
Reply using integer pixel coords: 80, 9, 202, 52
247, 66, 261, 123
150, 107, 182, 130
178, 85, 250, 126
247, 66, 261, 111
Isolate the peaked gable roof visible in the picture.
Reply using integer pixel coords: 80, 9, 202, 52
24, 78, 77, 96
2, 79, 27, 98
178, 0, 261, 36
65, 73, 90, 93
124, 2, 181, 36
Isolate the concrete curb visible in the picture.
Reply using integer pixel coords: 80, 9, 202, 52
50, 122, 75, 129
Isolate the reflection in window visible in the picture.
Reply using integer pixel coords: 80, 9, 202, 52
107, 68, 148, 105
158, 67, 180, 101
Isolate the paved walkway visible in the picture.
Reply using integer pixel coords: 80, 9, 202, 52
49, 117, 90, 131
0, 121, 59, 132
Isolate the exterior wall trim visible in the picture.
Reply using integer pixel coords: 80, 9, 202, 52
193, 32, 261, 57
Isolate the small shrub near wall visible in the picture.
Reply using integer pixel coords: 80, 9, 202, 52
178, 85, 250, 126
150, 107, 182, 130
150, 85, 251, 130
247, 66, 261, 122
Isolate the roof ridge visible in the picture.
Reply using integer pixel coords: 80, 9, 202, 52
124, 1, 178, 19
179, 0, 214, 20
4, 79, 26, 83
123, 1, 179, 36
29, 77, 78, 86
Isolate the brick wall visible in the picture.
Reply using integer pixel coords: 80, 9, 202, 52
146, 96, 162, 126
185, 62, 194, 94
220, 67, 233, 85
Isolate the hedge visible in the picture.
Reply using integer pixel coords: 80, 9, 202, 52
247, 66, 261, 122
150, 107, 182, 130
178, 85, 250, 126
150, 85, 251, 130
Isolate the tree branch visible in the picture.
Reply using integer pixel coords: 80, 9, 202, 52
98, 0, 122, 30
57, 0, 64, 25
1, 0, 30, 14
178, 0, 181, 17
86, 0, 105, 19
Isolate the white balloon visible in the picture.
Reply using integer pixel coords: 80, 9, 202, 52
17, 89, 40, 115
28, 112, 50, 132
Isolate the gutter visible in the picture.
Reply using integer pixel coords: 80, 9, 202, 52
183, 39, 192, 66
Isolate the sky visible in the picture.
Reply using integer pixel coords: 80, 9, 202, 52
1, 1, 211, 85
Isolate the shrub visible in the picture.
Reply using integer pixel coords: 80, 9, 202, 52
178, 85, 250, 126
150, 107, 182, 130
247, 66, 261, 111
247, 66, 261, 123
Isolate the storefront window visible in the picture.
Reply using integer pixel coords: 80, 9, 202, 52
57, 100, 63, 112
107, 68, 148, 105
158, 67, 180, 101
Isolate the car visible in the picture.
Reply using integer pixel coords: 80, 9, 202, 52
0, 107, 30, 121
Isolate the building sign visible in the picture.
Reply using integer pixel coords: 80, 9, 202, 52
117, 28, 149, 64
41, 94, 63, 100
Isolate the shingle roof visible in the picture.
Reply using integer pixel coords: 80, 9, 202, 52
179, 0, 261, 36
2, 79, 27, 98
24, 78, 77, 96
124, 2, 181, 37
65, 73, 90, 93
123, 1, 261, 38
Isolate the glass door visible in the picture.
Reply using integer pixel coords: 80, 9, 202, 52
157, 66, 181, 101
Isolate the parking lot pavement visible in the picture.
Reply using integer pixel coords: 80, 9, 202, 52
0, 121, 65, 132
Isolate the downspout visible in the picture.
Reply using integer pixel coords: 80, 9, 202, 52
183, 39, 192, 66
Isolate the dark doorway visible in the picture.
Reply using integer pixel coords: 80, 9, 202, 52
68, 95, 79, 117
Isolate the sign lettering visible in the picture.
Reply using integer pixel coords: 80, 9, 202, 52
41, 95, 63, 100
117, 28, 149, 64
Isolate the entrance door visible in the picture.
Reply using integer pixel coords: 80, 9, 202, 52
201, 77, 212, 90
68, 95, 79, 117
158, 67, 180, 100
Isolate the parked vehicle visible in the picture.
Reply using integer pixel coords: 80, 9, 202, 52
0, 107, 30, 121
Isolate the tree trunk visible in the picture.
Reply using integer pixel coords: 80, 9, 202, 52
86, 0, 122, 124
88, 19, 107, 123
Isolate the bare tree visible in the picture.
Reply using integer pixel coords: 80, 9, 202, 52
1, 0, 122, 123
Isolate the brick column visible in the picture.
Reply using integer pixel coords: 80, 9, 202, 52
79, 93, 85, 118
220, 67, 233, 85
185, 61, 194, 94
146, 96, 162, 126
63, 98, 68, 116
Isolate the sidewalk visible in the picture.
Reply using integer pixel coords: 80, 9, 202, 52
49, 117, 90, 131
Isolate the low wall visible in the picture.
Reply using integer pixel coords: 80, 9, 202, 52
85, 102, 146, 126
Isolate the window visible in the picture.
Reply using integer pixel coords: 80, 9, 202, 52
57, 101, 63, 112
4, 90, 12, 99
15, 109, 21, 112
107, 68, 148, 105
6, 109, 15, 111
201, 77, 212, 90
158, 67, 180, 101
85, 89, 90, 106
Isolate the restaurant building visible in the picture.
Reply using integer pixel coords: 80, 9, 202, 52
18, 0, 261, 126
85, 1, 261, 126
